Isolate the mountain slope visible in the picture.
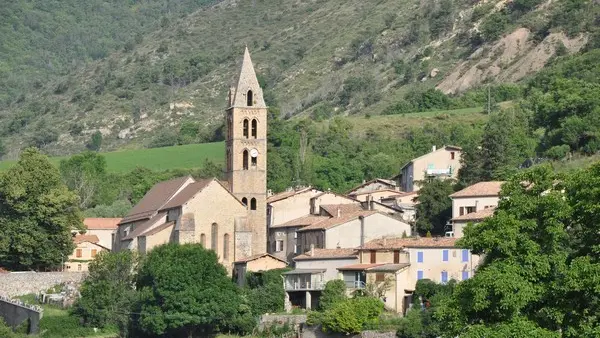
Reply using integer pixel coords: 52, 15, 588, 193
0, 0, 596, 158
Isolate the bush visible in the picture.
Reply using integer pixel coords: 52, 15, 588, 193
545, 144, 570, 160
321, 297, 384, 334
480, 12, 509, 42
383, 100, 415, 115
319, 280, 347, 310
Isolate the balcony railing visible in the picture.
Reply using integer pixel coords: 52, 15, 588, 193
344, 281, 366, 289
425, 168, 452, 176
285, 280, 326, 291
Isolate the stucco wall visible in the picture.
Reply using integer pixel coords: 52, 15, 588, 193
311, 193, 358, 214
452, 196, 499, 219
182, 181, 247, 270
270, 226, 301, 263
324, 214, 411, 249
246, 256, 287, 272
406, 247, 479, 285
270, 190, 320, 226
295, 258, 358, 281
402, 147, 461, 192
144, 223, 175, 251
65, 241, 107, 272
85, 229, 114, 250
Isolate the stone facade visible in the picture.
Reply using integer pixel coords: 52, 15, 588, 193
225, 47, 268, 256
400, 145, 462, 192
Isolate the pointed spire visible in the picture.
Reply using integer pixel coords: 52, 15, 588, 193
231, 47, 266, 108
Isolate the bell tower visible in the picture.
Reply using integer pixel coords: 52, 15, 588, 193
225, 47, 267, 255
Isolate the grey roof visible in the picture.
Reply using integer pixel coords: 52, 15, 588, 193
282, 269, 326, 275
367, 263, 410, 272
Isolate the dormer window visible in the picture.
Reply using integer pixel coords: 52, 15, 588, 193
247, 90, 253, 106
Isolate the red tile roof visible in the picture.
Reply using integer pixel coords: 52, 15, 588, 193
297, 210, 378, 232
73, 234, 100, 244
452, 207, 496, 221
337, 263, 385, 270
363, 237, 458, 249
271, 215, 331, 229
450, 181, 504, 198
294, 248, 358, 260
319, 204, 364, 217
84, 218, 121, 230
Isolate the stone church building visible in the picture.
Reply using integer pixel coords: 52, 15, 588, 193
114, 48, 271, 271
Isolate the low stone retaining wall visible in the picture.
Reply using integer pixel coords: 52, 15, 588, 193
301, 326, 396, 338
259, 314, 307, 330
0, 272, 86, 297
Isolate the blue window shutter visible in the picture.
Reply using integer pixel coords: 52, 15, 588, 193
442, 250, 449, 262
417, 270, 423, 280
462, 249, 469, 262
441, 271, 448, 283
417, 251, 423, 263
462, 271, 469, 280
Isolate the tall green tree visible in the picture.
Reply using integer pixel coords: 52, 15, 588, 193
72, 251, 138, 335
135, 243, 244, 337
415, 179, 455, 235
59, 151, 108, 209
0, 148, 83, 270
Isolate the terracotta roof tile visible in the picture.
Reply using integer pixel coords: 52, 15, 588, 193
337, 263, 385, 270
271, 215, 330, 229
320, 204, 364, 217
294, 248, 358, 261
73, 234, 100, 244
297, 210, 378, 232
363, 237, 458, 249
452, 207, 496, 221
160, 180, 213, 210
450, 181, 504, 198
84, 218, 121, 230
120, 176, 192, 224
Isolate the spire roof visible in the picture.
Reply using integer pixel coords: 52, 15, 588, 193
231, 47, 266, 108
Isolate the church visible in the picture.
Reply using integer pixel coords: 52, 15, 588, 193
113, 48, 279, 272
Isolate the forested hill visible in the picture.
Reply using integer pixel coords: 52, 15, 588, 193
0, 0, 598, 158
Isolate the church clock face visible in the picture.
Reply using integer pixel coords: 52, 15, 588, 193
250, 148, 259, 158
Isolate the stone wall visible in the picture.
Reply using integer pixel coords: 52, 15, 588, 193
259, 314, 307, 330
0, 272, 86, 298
0, 296, 42, 334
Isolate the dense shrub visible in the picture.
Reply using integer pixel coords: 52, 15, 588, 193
321, 297, 384, 334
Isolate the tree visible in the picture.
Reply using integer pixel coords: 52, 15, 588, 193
135, 243, 243, 337
87, 131, 103, 152
0, 148, 83, 270
60, 152, 108, 209
0, 138, 5, 158
72, 251, 138, 335
319, 280, 347, 310
244, 268, 290, 317
415, 179, 455, 235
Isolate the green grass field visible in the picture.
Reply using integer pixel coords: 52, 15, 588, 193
0, 142, 225, 173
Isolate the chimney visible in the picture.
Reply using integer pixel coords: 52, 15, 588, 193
309, 244, 315, 256
369, 195, 374, 211
359, 216, 365, 248
432, 145, 437, 152
383, 237, 387, 247
337, 208, 341, 218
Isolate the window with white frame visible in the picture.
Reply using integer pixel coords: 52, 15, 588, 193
275, 240, 284, 252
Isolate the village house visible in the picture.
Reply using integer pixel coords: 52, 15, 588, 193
336, 237, 480, 315
296, 204, 412, 254
65, 234, 109, 272
83, 218, 120, 250
233, 253, 288, 286
115, 48, 273, 274
347, 179, 399, 200
449, 181, 503, 237
400, 145, 462, 192
283, 248, 359, 310
379, 191, 418, 223
267, 189, 359, 263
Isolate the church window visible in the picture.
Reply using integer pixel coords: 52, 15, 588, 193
211, 223, 218, 253
247, 90, 253, 106
243, 119, 249, 138
200, 233, 206, 247
250, 198, 257, 211
251, 155, 257, 167
223, 234, 230, 260
242, 197, 248, 207
243, 150, 249, 170
251, 119, 257, 138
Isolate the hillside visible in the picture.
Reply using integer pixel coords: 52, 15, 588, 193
0, 0, 597, 159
